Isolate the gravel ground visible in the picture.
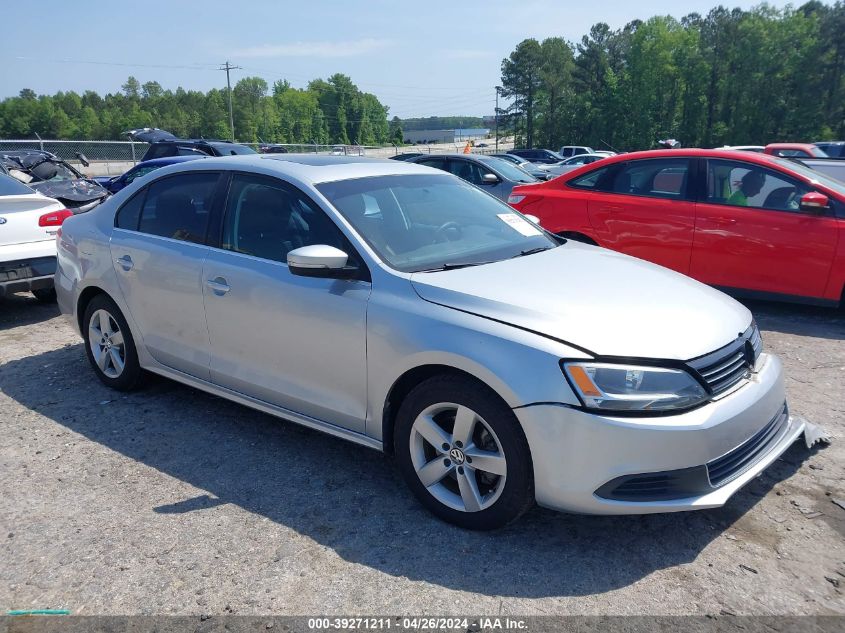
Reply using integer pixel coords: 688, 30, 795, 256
0, 292, 843, 616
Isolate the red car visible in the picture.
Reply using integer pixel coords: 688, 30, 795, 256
509, 149, 845, 306
764, 143, 829, 158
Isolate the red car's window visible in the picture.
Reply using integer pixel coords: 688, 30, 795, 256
706, 159, 811, 213
609, 159, 690, 200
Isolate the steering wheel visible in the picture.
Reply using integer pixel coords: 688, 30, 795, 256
434, 221, 463, 242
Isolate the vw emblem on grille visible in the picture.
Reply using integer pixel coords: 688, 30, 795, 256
449, 447, 466, 465
0, 217, 7, 225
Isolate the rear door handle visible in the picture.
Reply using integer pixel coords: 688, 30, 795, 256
115, 255, 133, 271
206, 276, 230, 295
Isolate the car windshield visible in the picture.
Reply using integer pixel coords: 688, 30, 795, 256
476, 156, 538, 183
209, 143, 256, 155
317, 174, 558, 273
771, 157, 845, 197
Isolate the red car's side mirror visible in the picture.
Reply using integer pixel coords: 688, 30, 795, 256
799, 191, 829, 214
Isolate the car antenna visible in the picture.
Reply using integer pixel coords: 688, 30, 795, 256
599, 139, 621, 154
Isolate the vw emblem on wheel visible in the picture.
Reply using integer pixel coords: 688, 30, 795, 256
0, 217, 7, 225
449, 447, 465, 465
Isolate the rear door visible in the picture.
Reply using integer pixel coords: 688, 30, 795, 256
586, 157, 696, 274
109, 171, 222, 379
690, 158, 839, 299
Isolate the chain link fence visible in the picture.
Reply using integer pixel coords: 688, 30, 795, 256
0, 138, 514, 176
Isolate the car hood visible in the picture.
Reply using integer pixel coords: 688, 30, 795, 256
410, 242, 751, 360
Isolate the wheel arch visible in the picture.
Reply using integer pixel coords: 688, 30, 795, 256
381, 364, 511, 455
76, 285, 109, 333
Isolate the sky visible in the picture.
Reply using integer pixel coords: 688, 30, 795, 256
0, 0, 815, 119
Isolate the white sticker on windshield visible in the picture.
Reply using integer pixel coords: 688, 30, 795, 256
497, 213, 543, 237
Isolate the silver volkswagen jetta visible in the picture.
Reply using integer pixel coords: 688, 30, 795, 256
56, 155, 808, 530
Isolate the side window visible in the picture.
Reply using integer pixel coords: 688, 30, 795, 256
115, 191, 145, 230
177, 146, 204, 157
447, 160, 486, 186
568, 166, 611, 190
610, 159, 689, 199
706, 159, 811, 212
221, 174, 348, 264
416, 158, 446, 171
124, 165, 158, 184
137, 173, 218, 243
147, 144, 176, 159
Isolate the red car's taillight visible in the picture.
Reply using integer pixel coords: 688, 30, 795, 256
39, 209, 73, 227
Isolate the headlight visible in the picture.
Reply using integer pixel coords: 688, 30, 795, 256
562, 362, 708, 413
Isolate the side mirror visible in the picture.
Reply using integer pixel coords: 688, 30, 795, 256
75, 152, 90, 167
287, 245, 354, 279
799, 191, 829, 214
481, 173, 500, 185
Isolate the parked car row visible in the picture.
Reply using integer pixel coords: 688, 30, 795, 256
49, 151, 823, 530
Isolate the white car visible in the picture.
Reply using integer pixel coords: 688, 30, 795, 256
0, 173, 70, 301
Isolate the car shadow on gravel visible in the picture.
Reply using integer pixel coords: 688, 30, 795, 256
0, 294, 61, 330
742, 299, 845, 340
0, 343, 813, 599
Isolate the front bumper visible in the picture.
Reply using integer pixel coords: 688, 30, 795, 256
0, 256, 56, 297
515, 353, 804, 514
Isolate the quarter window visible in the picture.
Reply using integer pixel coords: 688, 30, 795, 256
136, 173, 218, 243
221, 174, 349, 264
706, 159, 811, 213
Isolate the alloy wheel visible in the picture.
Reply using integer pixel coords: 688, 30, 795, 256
409, 402, 507, 512
88, 309, 126, 379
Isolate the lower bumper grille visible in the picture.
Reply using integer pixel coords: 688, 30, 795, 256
707, 403, 789, 487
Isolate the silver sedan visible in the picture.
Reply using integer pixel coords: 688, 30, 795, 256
56, 155, 808, 529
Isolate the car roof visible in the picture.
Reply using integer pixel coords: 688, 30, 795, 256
153, 153, 436, 185
137, 155, 207, 167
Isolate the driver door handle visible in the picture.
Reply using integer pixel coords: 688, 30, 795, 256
206, 277, 230, 295
115, 255, 133, 271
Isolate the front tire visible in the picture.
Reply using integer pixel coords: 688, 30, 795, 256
82, 294, 142, 391
394, 375, 534, 530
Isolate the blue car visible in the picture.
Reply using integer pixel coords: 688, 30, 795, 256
95, 156, 206, 193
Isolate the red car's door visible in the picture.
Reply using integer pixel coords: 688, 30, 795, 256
587, 158, 696, 274
690, 158, 839, 299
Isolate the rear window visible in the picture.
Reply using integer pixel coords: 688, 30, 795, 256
209, 143, 256, 156
0, 173, 35, 196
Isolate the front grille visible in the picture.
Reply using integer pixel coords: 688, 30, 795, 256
707, 403, 789, 487
688, 323, 761, 396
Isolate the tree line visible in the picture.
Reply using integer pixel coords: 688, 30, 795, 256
500, 1, 845, 151
0, 73, 401, 146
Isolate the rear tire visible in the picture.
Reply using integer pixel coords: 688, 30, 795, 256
394, 375, 534, 530
32, 288, 56, 303
82, 294, 143, 391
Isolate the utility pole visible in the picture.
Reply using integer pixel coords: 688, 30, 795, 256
219, 61, 241, 142
494, 88, 498, 152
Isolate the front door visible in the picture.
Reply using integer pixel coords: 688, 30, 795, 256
690, 158, 839, 299
587, 157, 696, 274
109, 171, 221, 379
202, 173, 371, 432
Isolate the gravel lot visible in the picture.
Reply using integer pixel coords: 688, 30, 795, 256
0, 292, 843, 616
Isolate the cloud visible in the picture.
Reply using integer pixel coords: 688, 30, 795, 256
440, 49, 496, 60
233, 38, 393, 59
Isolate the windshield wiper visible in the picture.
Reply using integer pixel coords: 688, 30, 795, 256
511, 246, 552, 259
417, 261, 495, 272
